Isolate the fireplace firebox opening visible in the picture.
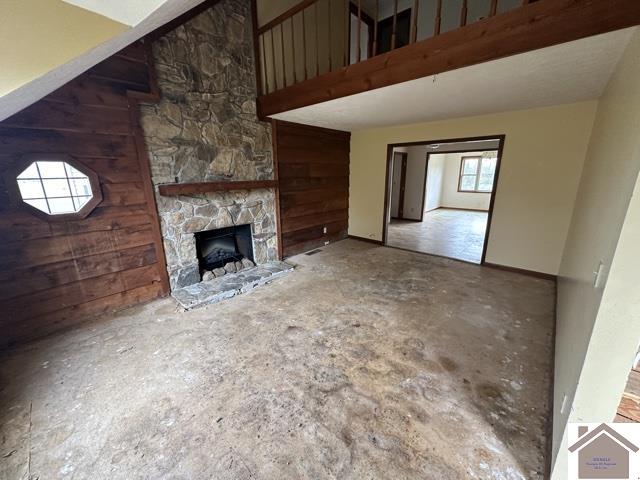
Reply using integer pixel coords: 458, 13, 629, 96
195, 224, 254, 274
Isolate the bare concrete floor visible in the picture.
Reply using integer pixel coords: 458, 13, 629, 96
1, 240, 554, 479
388, 209, 488, 263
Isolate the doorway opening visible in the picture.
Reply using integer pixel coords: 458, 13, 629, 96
383, 135, 505, 264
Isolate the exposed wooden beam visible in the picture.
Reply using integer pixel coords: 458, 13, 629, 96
258, 0, 640, 117
158, 180, 278, 196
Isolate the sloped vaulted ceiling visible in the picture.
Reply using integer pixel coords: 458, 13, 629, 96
0, 0, 208, 122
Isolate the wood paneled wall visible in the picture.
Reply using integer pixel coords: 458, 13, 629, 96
0, 41, 169, 348
274, 120, 350, 257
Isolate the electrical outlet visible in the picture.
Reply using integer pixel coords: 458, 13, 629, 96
323, 226, 327, 234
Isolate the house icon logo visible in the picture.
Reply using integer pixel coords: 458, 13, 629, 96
569, 423, 639, 479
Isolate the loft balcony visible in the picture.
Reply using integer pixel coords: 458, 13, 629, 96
254, 0, 640, 117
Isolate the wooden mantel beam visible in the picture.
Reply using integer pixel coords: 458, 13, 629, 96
258, 0, 640, 117
158, 180, 278, 196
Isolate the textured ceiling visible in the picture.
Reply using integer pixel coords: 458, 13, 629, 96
272, 28, 636, 132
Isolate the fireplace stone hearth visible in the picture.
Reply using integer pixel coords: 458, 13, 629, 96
172, 260, 293, 310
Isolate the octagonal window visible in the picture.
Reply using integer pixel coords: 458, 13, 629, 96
16, 160, 95, 215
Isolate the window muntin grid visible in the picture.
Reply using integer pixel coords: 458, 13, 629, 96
16, 161, 93, 215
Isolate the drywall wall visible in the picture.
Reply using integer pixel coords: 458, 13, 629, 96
440, 152, 492, 211
389, 145, 429, 220
425, 154, 444, 211
0, 0, 128, 98
551, 29, 640, 478
390, 152, 403, 217
349, 101, 597, 275
402, 146, 427, 220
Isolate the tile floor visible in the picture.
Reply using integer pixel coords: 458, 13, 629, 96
387, 209, 488, 263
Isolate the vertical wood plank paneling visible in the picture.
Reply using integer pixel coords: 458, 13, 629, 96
274, 121, 350, 257
0, 41, 169, 347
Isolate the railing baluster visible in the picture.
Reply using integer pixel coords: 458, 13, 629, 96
373, 0, 379, 56
261, 34, 269, 93
434, 0, 442, 35
328, 0, 333, 71
343, 0, 348, 66
411, 0, 419, 44
302, 8, 308, 79
270, 29, 278, 89
391, 0, 398, 50
315, 1, 320, 76
291, 17, 297, 83
357, 0, 362, 62
460, 0, 468, 27
280, 24, 286, 87
490, 0, 498, 16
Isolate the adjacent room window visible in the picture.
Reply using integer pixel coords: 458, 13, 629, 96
458, 155, 497, 193
13, 157, 102, 219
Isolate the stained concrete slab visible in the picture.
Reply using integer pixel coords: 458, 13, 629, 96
0, 239, 554, 479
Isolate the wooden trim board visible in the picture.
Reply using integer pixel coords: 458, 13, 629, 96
347, 234, 383, 245
158, 180, 278, 196
483, 262, 557, 281
382, 134, 505, 266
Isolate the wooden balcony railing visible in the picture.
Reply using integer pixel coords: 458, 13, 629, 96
254, 0, 640, 117
255, 0, 538, 96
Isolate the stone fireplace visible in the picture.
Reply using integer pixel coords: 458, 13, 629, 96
153, 190, 277, 290
139, 0, 279, 291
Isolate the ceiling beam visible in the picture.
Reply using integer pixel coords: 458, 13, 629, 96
258, 0, 640, 118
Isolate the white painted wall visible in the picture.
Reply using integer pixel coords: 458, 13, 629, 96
0, 0, 128, 98
390, 151, 403, 217
402, 146, 427, 220
551, 30, 640, 478
425, 154, 444, 211
349, 11, 371, 64
439, 152, 492, 211
349, 101, 597, 275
